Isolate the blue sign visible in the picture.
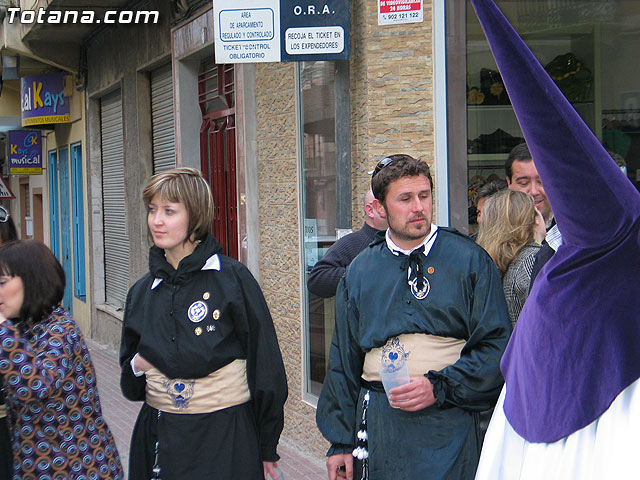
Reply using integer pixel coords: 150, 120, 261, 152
280, 1, 350, 61
21, 73, 70, 126
9, 130, 42, 175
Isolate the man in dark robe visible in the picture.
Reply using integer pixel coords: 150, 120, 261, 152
316, 154, 511, 480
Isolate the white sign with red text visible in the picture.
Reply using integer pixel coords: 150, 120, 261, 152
378, 0, 423, 25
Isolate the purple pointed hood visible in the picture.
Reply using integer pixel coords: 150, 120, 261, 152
471, 0, 640, 442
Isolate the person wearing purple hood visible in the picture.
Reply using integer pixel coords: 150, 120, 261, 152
470, 1, 640, 478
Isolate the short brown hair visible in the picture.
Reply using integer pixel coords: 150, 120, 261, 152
371, 154, 433, 205
0, 240, 65, 324
142, 168, 214, 242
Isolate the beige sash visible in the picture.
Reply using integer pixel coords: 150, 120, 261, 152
362, 333, 466, 381
0, 403, 6, 419
145, 359, 251, 414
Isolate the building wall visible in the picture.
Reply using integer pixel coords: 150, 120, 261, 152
254, 61, 329, 457
84, 3, 174, 348
43, 90, 91, 333
350, 0, 435, 225
4, 87, 25, 234
0, 87, 21, 116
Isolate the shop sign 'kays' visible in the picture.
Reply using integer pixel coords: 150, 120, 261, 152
9, 130, 42, 175
21, 72, 71, 126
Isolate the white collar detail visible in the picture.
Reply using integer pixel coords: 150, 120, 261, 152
545, 225, 563, 252
150, 254, 221, 290
385, 225, 439, 257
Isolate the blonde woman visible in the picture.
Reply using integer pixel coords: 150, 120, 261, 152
477, 189, 546, 325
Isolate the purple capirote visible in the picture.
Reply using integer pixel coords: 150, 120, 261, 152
470, 0, 640, 443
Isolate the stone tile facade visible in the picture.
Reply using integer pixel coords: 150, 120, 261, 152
351, 0, 436, 224
255, 61, 330, 458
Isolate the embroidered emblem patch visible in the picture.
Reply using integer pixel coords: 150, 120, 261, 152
163, 380, 195, 410
212, 309, 220, 320
380, 337, 410, 372
188, 301, 208, 323
409, 277, 430, 300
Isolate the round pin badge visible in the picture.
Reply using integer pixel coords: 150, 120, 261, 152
188, 301, 208, 323
427, 267, 435, 274
195, 327, 202, 336
410, 277, 430, 300
203, 292, 211, 300
212, 309, 220, 320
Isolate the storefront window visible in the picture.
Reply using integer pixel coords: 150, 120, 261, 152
299, 61, 350, 397
448, 1, 640, 233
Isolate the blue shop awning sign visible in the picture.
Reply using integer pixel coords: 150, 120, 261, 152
9, 130, 43, 175
214, 0, 350, 63
21, 73, 70, 126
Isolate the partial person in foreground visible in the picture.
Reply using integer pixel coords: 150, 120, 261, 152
476, 189, 545, 325
0, 240, 123, 480
316, 154, 511, 480
308, 189, 387, 298
120, 167, 287, 480
0, 205, 17, 480
0, 207, 17, 245
471, 1, 640, 478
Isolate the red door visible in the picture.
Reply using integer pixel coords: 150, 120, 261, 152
199, 60, 238, 259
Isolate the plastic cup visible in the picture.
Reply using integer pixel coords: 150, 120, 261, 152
378, 363, 410, 406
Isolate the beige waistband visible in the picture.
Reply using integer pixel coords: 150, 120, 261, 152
0, 403, 6, 419
145, 359, 251, 414
362, 333, 466, 382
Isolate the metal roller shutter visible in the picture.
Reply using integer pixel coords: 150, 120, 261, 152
100, 89, 130, 307
151, 64, 176, 173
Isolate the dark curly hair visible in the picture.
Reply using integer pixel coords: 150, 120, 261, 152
371, 154, 433, 205
0, 240, 65, 324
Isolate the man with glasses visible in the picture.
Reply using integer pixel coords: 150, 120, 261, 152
316, 154, 511, 480
308, 190, 388, 298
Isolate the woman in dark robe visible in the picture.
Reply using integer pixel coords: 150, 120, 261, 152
120, 167, 288, 480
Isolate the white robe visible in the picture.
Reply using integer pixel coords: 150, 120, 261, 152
476, 377, 640, 479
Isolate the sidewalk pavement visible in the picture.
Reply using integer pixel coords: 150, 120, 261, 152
87, 338, 327, 480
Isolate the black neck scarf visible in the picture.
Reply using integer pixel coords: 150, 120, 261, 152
399, 247, 426, 290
